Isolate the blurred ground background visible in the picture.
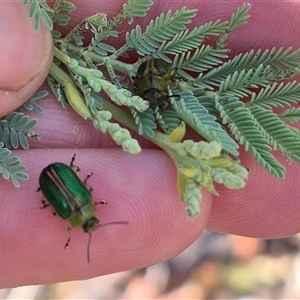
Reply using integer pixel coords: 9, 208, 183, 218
1, 231, 300, 299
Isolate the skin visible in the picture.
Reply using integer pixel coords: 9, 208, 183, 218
1, 0, 300, 288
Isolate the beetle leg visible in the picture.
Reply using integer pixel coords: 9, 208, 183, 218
83, 172, 93, 192
40, 198, 50, 209
170, 93, 181, 101
95, 200, 107, 205
40, 198, 57, 216
64, 226, 72, 249
70, 153, 76, 166
70, 154, 80, 176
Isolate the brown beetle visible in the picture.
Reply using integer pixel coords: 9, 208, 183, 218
133, 59, 176, 107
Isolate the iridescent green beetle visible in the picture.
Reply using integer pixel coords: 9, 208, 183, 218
133, 59, 177, 107
37, 154, 128, 263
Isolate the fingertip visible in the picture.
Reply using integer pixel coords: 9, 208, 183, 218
1, 149, 212, 287
0, 2, 53, 117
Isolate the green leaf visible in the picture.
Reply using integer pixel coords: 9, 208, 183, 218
172, 92, 238, 156
173, 45, 228, 73
250, 106, 300, 163
126, 7, 197, 55
216, 97, 285, 177
62, 1, 76, 12
279, 108, 300, 123
22, 90, 47, 114
0, 143, 28, 187
157, 20, 228, 55
130, 107, 156, 137
198, 48, 300, 90
40, 8, 53, 30
123, 0, 153, 24
159, 109, 181, 133
228, 3, 251, 30
0, 112, 38, 150
250, 81, 300, 109
23, 0, 53, 31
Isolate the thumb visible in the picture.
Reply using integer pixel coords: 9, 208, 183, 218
0, 2, 53, 118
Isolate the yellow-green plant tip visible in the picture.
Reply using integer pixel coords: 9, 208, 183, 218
122, 139, 141, 154
68, 58, 79, 69
182, 167, 198, 178
224, 175, 246, 189
184, 189, 202, 219
233, 165, 249, 179
112, 130, 127, 144
168, 121, 186, 142
203, 140, 222, 158
98, 111, 112, 120
131, 95, 149, 112
177, 171, 187, 201
183, 140, 222, 161
93, 118, 109, 133
185, 206, 199, 220
109, 123, 120, 133
91, 70, 102, 78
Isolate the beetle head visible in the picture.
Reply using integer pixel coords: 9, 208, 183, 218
143, 88, 163, 103
83, 217, 99, 233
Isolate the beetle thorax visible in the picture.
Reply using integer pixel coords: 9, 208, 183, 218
68, 202, 97, 229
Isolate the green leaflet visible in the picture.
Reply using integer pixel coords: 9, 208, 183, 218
123, 0, 153, 24
198, 48, 300, 91
22, 90, 48, 114
216, 96, 285, 178
279, 108, 300, 123
250, 81, 300, 108
172, 92, 239, 156
130, 107, 156, 138
157, 20, 228, 55
125, 8, 197, 56
249, 106, 300, 163
0, 112, 39, 150
173, 46, 228, 73
0, 143, 29, 188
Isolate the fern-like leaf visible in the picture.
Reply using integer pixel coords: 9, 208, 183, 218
250, 106, 300, 163
22, 90, 48, 114
171, 91, 238, 155
122, 0, 153, 24
198, 48, 300, 90
126, 7, 197, 56
0, 143, 29, 188
250, 81, 300, 109
157, 20, 228, 55
173, 45, 228, 73
130, 107, 157, 137
23, 0, 54, 31
279, 108, 300, 123
228, 3, 251, 30
49, 0, 75, 37
218, 64, 269, 97
159, 109, 181, 133
216, 96, 285, 177
216, 3, 251, 48
0, 112, 38, 150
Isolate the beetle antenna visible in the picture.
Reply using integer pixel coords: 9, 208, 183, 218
86, 221, 128, 263
87, 233, 92, 263
64, 227, 71, 248
99, 221, 129, 227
